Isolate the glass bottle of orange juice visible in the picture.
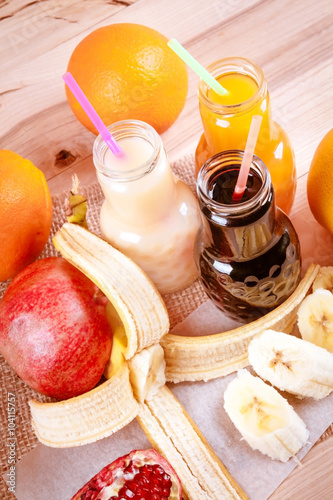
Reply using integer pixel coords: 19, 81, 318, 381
195, 57, 296, 214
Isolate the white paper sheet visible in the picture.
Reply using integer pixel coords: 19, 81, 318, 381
11, 300, 333, 500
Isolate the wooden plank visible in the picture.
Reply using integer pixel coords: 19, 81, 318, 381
270, 434, 333, 499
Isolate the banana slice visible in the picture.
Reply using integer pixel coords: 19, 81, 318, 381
312, 266, 333, 292
223, 370, 309, 462
137, 386, 248, 500
128, 344, 166, 403
29, 364, 138, 447
248, 330, 333, 399
53, 223, 170, 359
297, 288, 333, 352
162, 263, 320, 383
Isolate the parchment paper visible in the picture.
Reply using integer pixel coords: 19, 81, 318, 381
11, 300, 333, 500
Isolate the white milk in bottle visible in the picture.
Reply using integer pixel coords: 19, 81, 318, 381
93, 119, 201, 294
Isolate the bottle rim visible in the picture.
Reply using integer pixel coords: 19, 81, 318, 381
197, 149, 272, 219
93, 119, 162, 181
198, 57, 266, 115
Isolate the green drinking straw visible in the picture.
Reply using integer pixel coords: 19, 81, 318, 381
167, 38, 227, 96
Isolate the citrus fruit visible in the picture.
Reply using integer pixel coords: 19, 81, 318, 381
0, 150, 52, 281
307, 129, 333, 234
65, 23, 188, 135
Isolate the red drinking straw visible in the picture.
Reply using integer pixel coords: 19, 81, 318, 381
232, 115, 263, 202
62, 72, 123, 157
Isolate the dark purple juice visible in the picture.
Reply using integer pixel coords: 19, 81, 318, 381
196, 161, 301, 323
208, 167, 262, 205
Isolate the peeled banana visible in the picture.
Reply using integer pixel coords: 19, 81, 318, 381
312, 266, 333, 293
29, 222, 248, 498
248, 329, 333, 399
297, 288, 333, 352
128, 344, 166, 403
223, 370, 309, 462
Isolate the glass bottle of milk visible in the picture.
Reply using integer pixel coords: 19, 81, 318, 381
93, 119, 201, 295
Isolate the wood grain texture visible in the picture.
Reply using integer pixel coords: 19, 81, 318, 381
0, 0, 333, 499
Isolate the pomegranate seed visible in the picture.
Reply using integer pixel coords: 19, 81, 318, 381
126, 480, 138, 493
141, 465, 152, 476
152, 465, 164, 475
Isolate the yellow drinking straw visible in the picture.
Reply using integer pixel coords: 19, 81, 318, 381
167, 38, 227, 96
232, 115, 263, 201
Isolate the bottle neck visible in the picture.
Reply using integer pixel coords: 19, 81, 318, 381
93, 120, 176, 225
197, 58, 273, 154
197, 150, 275, 259
198, 57, 268, 116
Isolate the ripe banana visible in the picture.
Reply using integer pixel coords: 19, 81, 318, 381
312, 266, 333, 293
223, 370, 309, 462
162, 263, 320, 383
297, 288, 333, 352
137, 386, 248, 500
248, 329, 333, 399
128, 344, 166, 403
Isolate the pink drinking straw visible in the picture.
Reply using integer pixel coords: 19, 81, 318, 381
62, 72, 123, 157
232, 115, 263, 202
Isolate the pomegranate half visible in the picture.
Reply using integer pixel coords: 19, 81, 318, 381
70, 449, 182, 500
0, 257, 112, 400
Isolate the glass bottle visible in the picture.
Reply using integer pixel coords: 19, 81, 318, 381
93, 119, 201, 295
195, 150, 301, 323
195, 57, 296, 214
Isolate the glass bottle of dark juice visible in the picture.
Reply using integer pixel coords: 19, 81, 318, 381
195, 150, 301, 323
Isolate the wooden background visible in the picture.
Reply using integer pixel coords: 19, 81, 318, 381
1, 0, 333, 498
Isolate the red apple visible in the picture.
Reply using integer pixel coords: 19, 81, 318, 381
0, 257, 112, 400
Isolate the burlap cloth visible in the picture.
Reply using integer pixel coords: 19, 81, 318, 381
0, 155, 332, 499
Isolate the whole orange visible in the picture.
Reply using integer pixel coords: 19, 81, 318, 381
65, 23, 188, 135
307, 129, 333, 234
0, 150, 52, 281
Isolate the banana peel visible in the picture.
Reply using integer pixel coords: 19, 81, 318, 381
162, 262, 320, 383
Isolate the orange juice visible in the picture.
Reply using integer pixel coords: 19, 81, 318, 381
195, 58, 296, 214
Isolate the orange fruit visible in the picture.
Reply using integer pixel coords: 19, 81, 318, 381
307, 129, 333, 234
0, 150, 52, 281
65, 23, 188, 135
